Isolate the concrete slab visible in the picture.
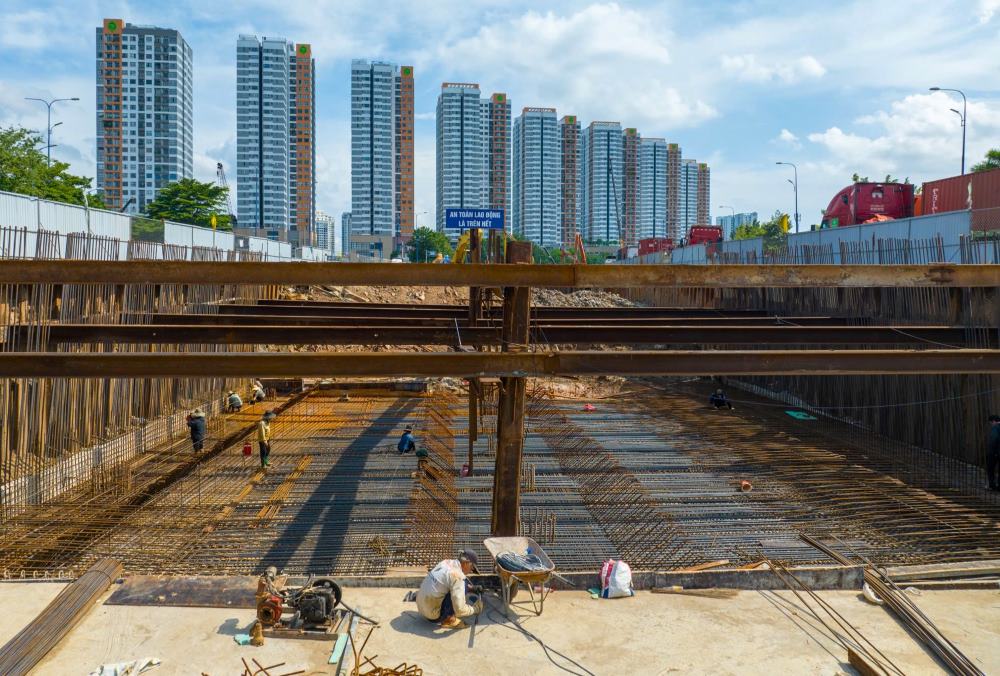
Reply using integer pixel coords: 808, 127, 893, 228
0, 583, 66, 647
6, 584, 996, 675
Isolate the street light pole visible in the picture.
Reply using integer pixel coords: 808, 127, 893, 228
24, 97, 80, 167
776, 161, 799, 232
930, 87, 967, 175
718, 204, 736, 238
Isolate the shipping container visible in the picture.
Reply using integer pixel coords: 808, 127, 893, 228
921, 169, 1000, 231
638, 237, 673, 255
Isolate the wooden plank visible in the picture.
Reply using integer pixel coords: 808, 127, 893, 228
848, 648, 884, 676
670, 559, 730, 573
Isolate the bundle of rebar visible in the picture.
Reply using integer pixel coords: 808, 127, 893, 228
0, 558, 122, 675
802, 535, 984, 676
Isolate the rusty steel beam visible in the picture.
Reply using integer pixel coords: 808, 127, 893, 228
2, 260, 998, 287
492, 241, 533, 537
33, 324, 990, 346
253, 299, 779, 319
0, 350, 998, 378
138, 313, 855, 327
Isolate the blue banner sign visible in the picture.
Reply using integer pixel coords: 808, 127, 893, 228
445, 208, 505, 230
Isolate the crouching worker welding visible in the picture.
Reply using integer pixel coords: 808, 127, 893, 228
709, 388, 734, 410
416, 549, 484, 629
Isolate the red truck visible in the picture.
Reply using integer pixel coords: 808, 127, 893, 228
638, 237, 674, 255
687, 226, 723, 245
821, 182, 915, 228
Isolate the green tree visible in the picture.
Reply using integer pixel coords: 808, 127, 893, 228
0, 126, 104, 208
971, 149, 1000, 173
733, 210, 789, 251
408, 227, 453, 262
143, 178, 232, 230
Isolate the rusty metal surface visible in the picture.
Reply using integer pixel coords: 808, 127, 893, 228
2, 260, 998, 287
1, 349, 999, 378
34, 323, 994, 347
105, 574, 258, 608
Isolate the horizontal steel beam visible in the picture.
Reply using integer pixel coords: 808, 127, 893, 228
137, 313, 854, 327
0, 350, 996, 378
1, 261, 997, 287
253, 299, 778, 319
32, 324, 987, 347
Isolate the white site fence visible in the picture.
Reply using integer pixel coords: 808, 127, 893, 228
0, 190, 323, 262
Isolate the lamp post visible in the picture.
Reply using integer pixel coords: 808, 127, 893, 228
24, 97, 80, 167
775, 161, 799, 232
930, 87, 967, 175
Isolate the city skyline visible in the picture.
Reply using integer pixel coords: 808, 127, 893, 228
5, 1, 1000, 234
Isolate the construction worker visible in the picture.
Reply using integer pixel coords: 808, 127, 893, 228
258, 410, 276, 468
251, 381, 266, 403
416, 549, 484, 629
398, 426, 416, 454
227, 390, 243, 413
987, 414, 1000, 491
709, 388, 734, 410
186, 408, 206, 452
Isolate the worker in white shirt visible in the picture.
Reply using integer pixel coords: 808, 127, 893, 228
416, 549, 484, 628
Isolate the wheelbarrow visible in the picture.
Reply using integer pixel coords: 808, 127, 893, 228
483, 536, 555, 616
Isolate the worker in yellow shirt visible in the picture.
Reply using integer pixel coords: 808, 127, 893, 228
257, 410, 276, 468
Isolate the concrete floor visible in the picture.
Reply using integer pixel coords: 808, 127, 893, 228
3, 583, 998, 675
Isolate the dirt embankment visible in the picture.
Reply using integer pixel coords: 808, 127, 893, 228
280, 285, 636, 308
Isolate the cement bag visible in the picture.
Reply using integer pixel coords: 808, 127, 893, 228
599, 559, 634, 598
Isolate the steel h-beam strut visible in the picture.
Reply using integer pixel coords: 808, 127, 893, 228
491, 241, 532, 537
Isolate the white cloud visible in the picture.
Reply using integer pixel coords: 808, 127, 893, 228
720, 54, 826, 84
807, 92, 1000, 180
776, 128, 801, 149
979, 0, 1000, 22
427, 3, 717, 130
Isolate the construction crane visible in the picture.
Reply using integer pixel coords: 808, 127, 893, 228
216, 162, 237, 228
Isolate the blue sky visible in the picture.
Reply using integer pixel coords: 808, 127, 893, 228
2, 0, 999, 231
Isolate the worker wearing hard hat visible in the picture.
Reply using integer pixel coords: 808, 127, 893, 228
227, 390, 243, 413
257, 410, 276, 468
416, 549, 484, 628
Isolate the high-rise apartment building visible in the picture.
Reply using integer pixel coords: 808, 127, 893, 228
396, 65, 415, 242
290, 44, 315, 247
350, 60, 414, 253
487, 93, 511, 232
512, 108, 561, 246
639, 138, 667, 240
697, 162, 711, 226
665, 142, 682, 240
96, 18, 193, 213
236, 35, 315, 245
679, 159, 699, 239
315, 209, 335, 251
351, 61, 396, 241
717, 211, 757, 240
559, 115, 581, 246
340, 212, 352, 257
436, 83, 487, 237
621, 128, 640, 246
579, 121, 623, 243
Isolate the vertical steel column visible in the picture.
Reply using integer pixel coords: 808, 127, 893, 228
467, 228, 482, 471
491, 240, 532, 536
